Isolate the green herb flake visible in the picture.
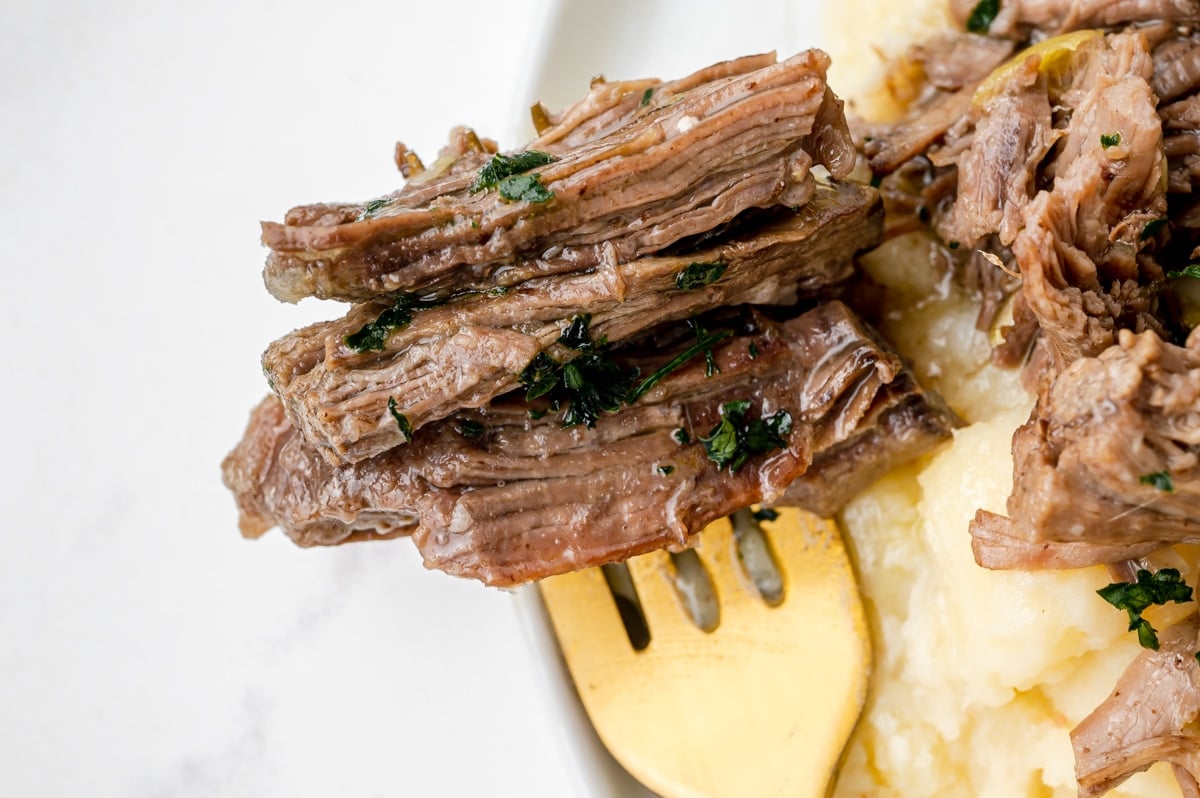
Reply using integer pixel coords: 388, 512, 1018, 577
1101, 132, 1122, 148
1140, 470, 1175, 492
675, 261, 727, 291
966, 0, 1000, 34
455, 419, 486, 439
672, 428, 691, 445
498, 173, 554, 203
519, 352, 561, 401
869, 172, 883, 189
657, 464, 675, 476
1167, 264, 1200, 280
518, 315, 638, 430
387, 397, 413, 440
1098, 568, 1194, 650
949, 241, 960, 250
559, 314, 597, 350
471, 150, 556, 193
748, 342, 759, 360
344, 293, 443, 352
625, 320, 733, 404
1141, 218, 1168, 241
357, 197, 390, 221
528, 408, 548, 420
641, 88, 654, 107
752, 508, 779, 523
701, 400, 793, 473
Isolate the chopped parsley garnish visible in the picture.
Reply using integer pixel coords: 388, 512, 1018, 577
344, 293, 444, 352
672, 428, 691, 445
625, 320, 734, 404
752, 508, 780, 523
388, 397, 413, 440
1140, 470, 1175, 492
455, 419, 485, 439
471, 151, 556, 193
1098, 568, 1194, 650
1101, 132, 1121, 148
357, 197, 390, 221
518, 315, 639, 429
641, 88, 654, 106
965, 0, 1000, 34
748, 342, 759, 360
528, 408, 548, 420
701, 400, 793, 472
1141, 218, 1168, 241
558, 313, 596, 350
519, 352, 562, 401
498, 173, 554, 203
558, 354, 636, 428
1168, 264, 1200, 279
657, 464, 675, 476
675, 261, 727, 291
521, 314, 741, 429
869, 172, 882, 189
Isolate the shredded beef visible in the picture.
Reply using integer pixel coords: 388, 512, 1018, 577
951, 0, 1200, 37
1008, 32, 1167, 378
1072, 616, 1200, 797
971, 327, 1200, 570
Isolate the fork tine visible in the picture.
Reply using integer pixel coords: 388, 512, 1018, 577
540, 507, 870, 798
625, 551, 701, 643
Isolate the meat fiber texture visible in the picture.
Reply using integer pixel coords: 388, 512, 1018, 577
972, 327, 1200, 571
265, 181, 881, 465
222, 45, 960, 592
259, 50, 856, 303
252, 49, 871, 464
225, 303, 955, 586
950, 0, 1200, 36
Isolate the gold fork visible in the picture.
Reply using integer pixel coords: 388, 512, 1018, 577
538, 507, 871, 798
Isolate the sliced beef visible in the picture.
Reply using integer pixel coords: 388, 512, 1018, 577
223, 302, 955, 586
951, 0, 1200, 37
971, 327, 1200, 571
1071, 616, 1200, 797
531, 52, 778, 153
263, 181, 882, 465
775, 386, 958, 517
260, 50, 855, 303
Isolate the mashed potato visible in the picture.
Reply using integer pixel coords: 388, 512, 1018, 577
818, 9, 1195, 791
830, 247, 1189, 796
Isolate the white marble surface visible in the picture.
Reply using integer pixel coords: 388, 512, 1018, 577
0, 1, 822, 795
